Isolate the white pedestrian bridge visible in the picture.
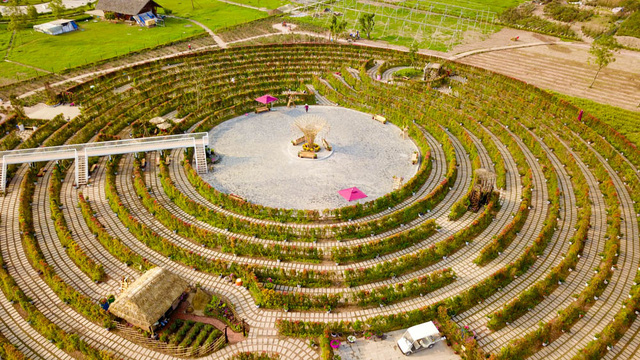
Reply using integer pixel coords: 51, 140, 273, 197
0, 133, 209, 193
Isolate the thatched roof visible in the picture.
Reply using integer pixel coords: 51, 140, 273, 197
109, 268, 188, 331
96, 0, 161, 16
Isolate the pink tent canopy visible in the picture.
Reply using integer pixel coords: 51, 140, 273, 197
339, 187, 367, 202
255, 95, 279, 104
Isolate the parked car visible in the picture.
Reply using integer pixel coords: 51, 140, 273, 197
396, 321, 445, 355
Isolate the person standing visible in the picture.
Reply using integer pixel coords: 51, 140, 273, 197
305, 104, 309, 113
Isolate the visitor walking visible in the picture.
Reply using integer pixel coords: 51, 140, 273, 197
188, 44, 192, 51
305, 104, 309, 113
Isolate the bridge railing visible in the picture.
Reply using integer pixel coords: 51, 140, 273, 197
0, 132, 209, 193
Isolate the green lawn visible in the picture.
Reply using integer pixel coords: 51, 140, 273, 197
556, 93, 640, 148
401, 0, 526, 14
224, 0, 290, 10
0, 62, 40, 85
159, 0, 268, 30
7, 17, 203, 73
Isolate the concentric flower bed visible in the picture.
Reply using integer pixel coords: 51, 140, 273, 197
0, 42, 638, 360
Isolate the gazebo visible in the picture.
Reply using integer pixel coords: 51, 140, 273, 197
254, 94, 278, 113
109, 267, 188, 332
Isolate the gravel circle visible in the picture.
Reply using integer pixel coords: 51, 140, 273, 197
203, 105, 420, 210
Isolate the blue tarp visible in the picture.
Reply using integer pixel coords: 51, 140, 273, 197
134, 11, 156, 26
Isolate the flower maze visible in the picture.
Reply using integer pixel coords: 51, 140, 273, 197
0, 43, 639, 360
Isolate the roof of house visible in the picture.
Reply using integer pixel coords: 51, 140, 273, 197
95, 0, 161, 16
108, 268, 188, 331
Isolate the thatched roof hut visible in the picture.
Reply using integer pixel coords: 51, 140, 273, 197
96, 0, 161, 17
109, 268, 188, 332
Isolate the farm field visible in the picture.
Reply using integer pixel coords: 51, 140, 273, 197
290, 0, 502, 51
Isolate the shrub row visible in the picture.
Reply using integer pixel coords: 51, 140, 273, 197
49, 165, 105, 281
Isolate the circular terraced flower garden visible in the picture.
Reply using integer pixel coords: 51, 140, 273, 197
0, 43, 639, 360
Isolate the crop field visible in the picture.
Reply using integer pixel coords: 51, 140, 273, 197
291, 0, 503, 50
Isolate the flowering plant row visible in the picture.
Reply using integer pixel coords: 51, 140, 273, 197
9, 169, 117, 359
351, 268, 456, 307
330, 220, 436, 264
139, 160, 323, 262
49, 165, 105, 281
78, 192, 154, 272
344, 193, 499, 287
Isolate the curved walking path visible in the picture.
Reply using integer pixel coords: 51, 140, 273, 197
0, 167, 73, 360
470, 127, 592, 351
169, 16, 228, 48
532, 130, 640, 360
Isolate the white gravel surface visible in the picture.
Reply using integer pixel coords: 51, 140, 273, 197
336, 329, 460, 360
24, 103, 80, 120
203, 106, 419, 210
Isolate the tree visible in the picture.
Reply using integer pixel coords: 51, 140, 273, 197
588, 35, 620, 88
7, 1, 26, 33
358, 13, 375, 40
408, 43, 418, 66
49, 0, 65, 19
329, 15, 347, 41
27, 5, 38, 21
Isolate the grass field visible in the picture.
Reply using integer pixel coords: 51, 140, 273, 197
0, 62, 40, 86
5, 17, 203, 74
223, 0, 291, 10
401, 0, 526, 14
557, 93, 640, 148
291, 1, 500, 51
160, 0, 268, 30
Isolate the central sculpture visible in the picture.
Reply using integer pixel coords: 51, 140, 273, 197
292, 114, 330, 158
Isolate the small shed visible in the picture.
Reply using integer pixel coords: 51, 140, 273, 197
96, 0, 161, 20
33, 19, 79, 36
423, 62, 443, 81
109, 267, 188, 332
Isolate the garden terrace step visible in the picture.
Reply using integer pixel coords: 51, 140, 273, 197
166, 120, 460, 241
1, 166, 135, 358
531, 131, 640, 359
448, 120, 552, 303
470, 128, 587, 351
99, 145, 520, 320
34, 164, 111, 300
0, 173, 73, 360
121, 150, 469, 283
169, 123, 445, 235
61, 165, 139, 288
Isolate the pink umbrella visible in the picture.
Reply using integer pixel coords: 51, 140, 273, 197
255, 95, 279, 104
339, 187, 367, 202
